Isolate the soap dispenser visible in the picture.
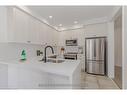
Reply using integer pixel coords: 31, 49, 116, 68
21, 49, 26, 60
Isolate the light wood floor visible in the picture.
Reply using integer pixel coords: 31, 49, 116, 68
113, 66, 122, 89
81, 72, 119, 89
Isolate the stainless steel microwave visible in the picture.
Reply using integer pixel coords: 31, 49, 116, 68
66, 39, 78, 46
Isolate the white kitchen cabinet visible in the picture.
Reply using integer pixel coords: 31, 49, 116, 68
52, 30, 59, 46
0, 64, 8, 88
0, 7, 8, 42
44, 27, 58, 46
12, 7, 59, 45
29, 15, 50, 45
38, 22, 45, 45
40, 23, 48, 45
58, 28, 85, 46
58, 32, 66, 46
77, 54, 85, 71
7, 7, 32, 43
29, 16, 40, 44
46, 28, 53, 45
0, 7, 59, 45
14, 8, 44, 44
13, 8, 29, 43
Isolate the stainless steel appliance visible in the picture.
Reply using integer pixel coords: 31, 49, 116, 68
66, 39, 78, 46
85, 37, 106, 75
64, 52, 77, 60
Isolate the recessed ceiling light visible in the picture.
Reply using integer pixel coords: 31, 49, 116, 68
59, 24, 62, 27
74, 21, 78, 24
49, 16, 53, 19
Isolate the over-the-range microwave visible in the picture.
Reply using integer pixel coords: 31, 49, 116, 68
65, 39, 78, 46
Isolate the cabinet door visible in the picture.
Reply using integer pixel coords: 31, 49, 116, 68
77, 54, 85, 71
29, 16, 48, 45
29, 16, 38, 44
58, 32, 65, 46
0, 7, 8, 42
44, 26, 52, 45
53, 30, 59, 46
45, 28, 59, 46
36, 20, 44, 44
40, 23, 47, 45
14, 8, 29, 43
8, 7, 59, 45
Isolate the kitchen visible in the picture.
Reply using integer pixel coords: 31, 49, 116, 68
0, 6, 124, 89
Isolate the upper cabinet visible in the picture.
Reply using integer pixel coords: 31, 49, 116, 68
0, 7, 8, 42
13, 8, 29, 43
58, 29, 85, 46
0, 7, 59, 45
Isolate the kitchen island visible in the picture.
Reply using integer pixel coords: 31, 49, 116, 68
0, 58, 81, 89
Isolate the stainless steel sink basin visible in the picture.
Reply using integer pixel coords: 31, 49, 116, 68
39, 59, 65, 63
46, 59, 65, 63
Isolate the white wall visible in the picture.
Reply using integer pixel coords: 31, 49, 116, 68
0, 64, 8, 88
114, 14, 122, 67
0, 42, 58, 61
0, 43, 43, 60
107, 21, 115, 78
123, 6, 127, 89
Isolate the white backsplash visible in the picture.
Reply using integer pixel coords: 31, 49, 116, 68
0, 43, 57, 60
56, 46, 84, 55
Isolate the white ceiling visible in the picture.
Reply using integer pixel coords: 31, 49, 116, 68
27, 6, 115, 31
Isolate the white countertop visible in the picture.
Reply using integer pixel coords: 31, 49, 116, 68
0, 57, 81, 77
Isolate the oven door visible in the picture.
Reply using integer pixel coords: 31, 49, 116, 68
64, 55, 77, 60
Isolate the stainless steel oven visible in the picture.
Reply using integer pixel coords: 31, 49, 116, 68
64, 53, 77, 60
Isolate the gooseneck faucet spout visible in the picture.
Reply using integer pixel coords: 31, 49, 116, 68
44, 45, 54, 62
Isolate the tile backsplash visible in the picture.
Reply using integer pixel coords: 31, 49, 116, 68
56, 46, 84, 55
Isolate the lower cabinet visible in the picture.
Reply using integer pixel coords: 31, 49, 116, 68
0, 64, 8, 88
7, 65, 47, 88
77, 54, 85, 71
7, 65, 71, 89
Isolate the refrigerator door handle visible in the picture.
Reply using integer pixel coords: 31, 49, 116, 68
94, 41, 96, 58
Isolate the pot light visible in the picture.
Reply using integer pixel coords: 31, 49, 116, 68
59, 24, 62, 27
74, 21, 78, 24
49, 16, 53, 19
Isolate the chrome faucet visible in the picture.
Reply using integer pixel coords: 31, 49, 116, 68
43, 45, 54, 62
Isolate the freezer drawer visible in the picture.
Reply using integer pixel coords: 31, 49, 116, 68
86, 61, 105, 75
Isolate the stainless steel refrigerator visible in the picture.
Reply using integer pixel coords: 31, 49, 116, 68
85, 37, 106, 75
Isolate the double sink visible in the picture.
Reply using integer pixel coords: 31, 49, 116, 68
39, 55, 65, 63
